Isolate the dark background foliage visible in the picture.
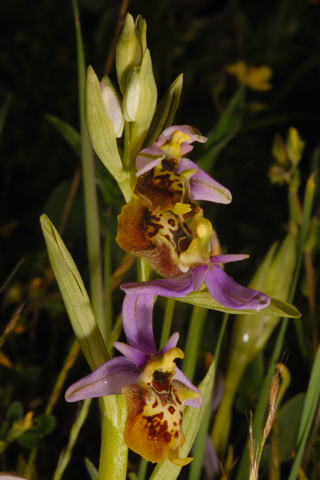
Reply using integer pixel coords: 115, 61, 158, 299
0, 0, 319, 478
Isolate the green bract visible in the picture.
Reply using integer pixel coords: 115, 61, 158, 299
84, 66, 131, 202
116, 13, 143, 95
100, 75, 124, 138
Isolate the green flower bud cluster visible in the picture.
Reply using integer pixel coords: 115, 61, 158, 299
268, 127, 305, 185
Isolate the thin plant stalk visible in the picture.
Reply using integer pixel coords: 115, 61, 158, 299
104, 207, 113, 350
72, 0, 106, 343
182, 306, 208, 382
24, 339, 81, 479
188, 313, 229, 480
160, 298, 176, 349
53, 399, 92, 480
236, 173, 316, 480
138, 458, 148, 480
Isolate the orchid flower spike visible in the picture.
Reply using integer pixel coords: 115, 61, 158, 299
121, 254, 270, 312
65, 295, 202, 466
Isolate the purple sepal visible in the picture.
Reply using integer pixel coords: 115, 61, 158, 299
65, 357, 139, 402
122, 294, 157, 355
177, 158, 232, 205
192, 264, 208, 291
121, 273, 194, 298
204, 266, 270, 311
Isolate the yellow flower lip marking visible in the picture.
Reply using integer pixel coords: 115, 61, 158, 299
196, 222, 208, 238
161, 131, 191, 159
139, 347, 184, 387
171, 202, 192, 215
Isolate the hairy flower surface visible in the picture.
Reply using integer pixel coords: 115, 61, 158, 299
65, 294, 202, 465
121, 255, 270, 312
117, 125, 232, 277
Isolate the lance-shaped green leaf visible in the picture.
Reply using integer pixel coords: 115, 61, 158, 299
143, 74, 183, 147
175, 292, 300, 318
85, 66, 131, 201
211, 233, 297, 454
198, 87, 245, 171
40, 214, 108, 371
116, 13, 142, 94
46, 115, 81, 156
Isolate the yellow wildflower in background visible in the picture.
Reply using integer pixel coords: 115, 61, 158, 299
225, 60, 273, 90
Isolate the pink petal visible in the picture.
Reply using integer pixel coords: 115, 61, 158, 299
211, 254, 249, 264
135, 144, 165, 176
156, 125, 207, 152
113, 341, 149, 368
158, 332, 180, 355
177, 158, 232, 204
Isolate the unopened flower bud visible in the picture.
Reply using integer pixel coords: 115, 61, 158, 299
100, 76, 124, 138
122, 66, 141, 121
116, 13, 143, 94
272, 134, 288, 167
286, 127, 305, 166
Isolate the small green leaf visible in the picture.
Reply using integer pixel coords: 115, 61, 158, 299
85, 458, 98, 480
144, 74, 183, 147
29, 415, 56, 435
16, 432, 44, 449
198, 87, 245, 171
277, 394, 305, 462
7, 402, 23, 424
175, 292, 301, 318
46, 115, 81, 156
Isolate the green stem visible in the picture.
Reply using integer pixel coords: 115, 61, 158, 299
72, 0, 106, 343
160, 298, 175, 349
211, 350, 248, 454
25, 338, 81, 479
97, 396, 128, 480
137, 257, 151, 282
104, 208, 113, 352
188, 313, 229, 480
236, 173, 316, 480
182, 306, 207, 382
138, 458, 148, 480
53, 399, 92, 480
